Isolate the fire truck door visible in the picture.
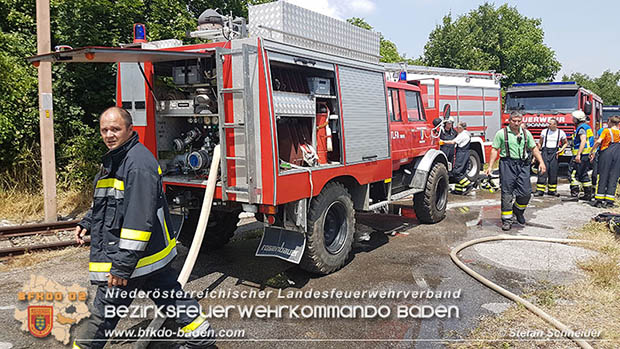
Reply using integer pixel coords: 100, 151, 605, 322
388, 88, 408, 168
404, 89, 429, 158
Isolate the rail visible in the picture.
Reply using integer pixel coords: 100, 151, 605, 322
0, 220, 88, 257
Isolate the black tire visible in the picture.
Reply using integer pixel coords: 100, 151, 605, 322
300, 182, 355, 274
178, 209, 240, 250
413, 162, 449, 224
466, 150, 481, 182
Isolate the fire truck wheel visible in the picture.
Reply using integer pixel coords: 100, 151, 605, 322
414, 162, 448, 224
466, 150, 481, 182
178, 209, 240, 250
300, 182, 355, 275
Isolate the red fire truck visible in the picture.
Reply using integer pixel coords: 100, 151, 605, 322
28, 1, 450, 274
384, 65, 504, 181
602, 105, 620, 128
503, 82, 603, 162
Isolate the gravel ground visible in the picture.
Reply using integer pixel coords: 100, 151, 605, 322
0, 180, 608, 349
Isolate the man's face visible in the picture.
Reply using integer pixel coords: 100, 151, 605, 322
456, 125, 464, 133
100, 112, 133, 150
549, 120, 558, 131
509, 117, 522, 130
445, 122, 453, 130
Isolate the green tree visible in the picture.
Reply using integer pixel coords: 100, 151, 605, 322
562, 70, 620, 105
347, 17, 404, 63
422, 3, 561, 86
0, 0, 263, 191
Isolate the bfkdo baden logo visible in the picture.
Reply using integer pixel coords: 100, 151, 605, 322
14, 274, 91, 345
28, 305, 54, 337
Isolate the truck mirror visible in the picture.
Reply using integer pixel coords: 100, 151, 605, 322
584, 101, 592, 115
442, 104, 451, 119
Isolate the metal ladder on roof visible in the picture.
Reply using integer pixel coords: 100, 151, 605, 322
215, 44, 258, 203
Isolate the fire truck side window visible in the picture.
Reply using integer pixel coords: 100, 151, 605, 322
388, 89, 401, 122
405, 90, 426, 121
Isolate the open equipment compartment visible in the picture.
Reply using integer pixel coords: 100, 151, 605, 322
269, 58, 342, 172
150, 55, 221, 183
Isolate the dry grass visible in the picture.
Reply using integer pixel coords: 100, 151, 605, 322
454, 215, 620, 348
0, 245, 88, 272
0, 188, 91, 223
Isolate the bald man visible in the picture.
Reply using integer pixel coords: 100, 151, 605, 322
73, 107, 215, 348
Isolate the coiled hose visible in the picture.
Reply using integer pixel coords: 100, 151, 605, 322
450, 234, 593, 349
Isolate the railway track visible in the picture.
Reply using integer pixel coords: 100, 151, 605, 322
0, 219, 90, 257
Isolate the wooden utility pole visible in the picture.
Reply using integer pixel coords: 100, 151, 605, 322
36, 0, 57, 222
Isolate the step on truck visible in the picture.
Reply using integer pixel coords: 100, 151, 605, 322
28, 1, 449, 274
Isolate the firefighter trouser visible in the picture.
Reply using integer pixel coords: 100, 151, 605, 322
595, 142, 620, 204
570, 154, 592, 199
499, 158, 531, 223
592, 151, 600, 188
440, 144, 456, 166
452, 145, 472, 194
73, 267, 214, 349
536, 148, 559, 194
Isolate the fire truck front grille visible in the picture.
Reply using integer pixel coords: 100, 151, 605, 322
528, 126, 574, 140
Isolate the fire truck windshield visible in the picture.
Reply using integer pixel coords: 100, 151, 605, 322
505, 90, 578, 114
602, 109, 619, 123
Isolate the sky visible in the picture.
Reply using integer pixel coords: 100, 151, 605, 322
283, 0, 620, 81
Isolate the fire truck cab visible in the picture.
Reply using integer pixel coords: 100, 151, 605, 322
503, 82, 603, 162
27, 1, 449, 275
602, 105, 620, 128
384, 65, 504, 183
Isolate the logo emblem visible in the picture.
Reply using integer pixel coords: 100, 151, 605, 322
28, 306, 53, 338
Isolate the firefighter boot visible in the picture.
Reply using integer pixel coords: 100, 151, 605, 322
513, 198, 528, 225
501, 220, 512, 231
514, 209, 526, 225
582, 186, 593, 201
570, 185, 580, 198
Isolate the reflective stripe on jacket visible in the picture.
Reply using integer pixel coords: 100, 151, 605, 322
79, 132, 176, 284
572, 123, 594, 155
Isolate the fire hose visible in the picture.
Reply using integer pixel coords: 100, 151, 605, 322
450, 235, 594, 349
177, 144, 220, 286
135, 144, 220, 349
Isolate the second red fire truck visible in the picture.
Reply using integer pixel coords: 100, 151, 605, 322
503, 82, 603, 162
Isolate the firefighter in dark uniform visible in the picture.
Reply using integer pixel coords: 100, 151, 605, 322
569, 110, 595, 200
590, 115, 620, 207
591, 127, 605, 189
485, 112, 546, 231
73, 107, 215, 349
439, 117, 457, 164
440, 122, 473, 194
535, 118, 567, 196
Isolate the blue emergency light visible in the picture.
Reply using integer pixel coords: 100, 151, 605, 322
512, 81, 576, 87
399, 71, 407, 81
133, 23, 147, 43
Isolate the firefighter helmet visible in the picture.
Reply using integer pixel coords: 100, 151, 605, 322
572, 110, 586, 122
